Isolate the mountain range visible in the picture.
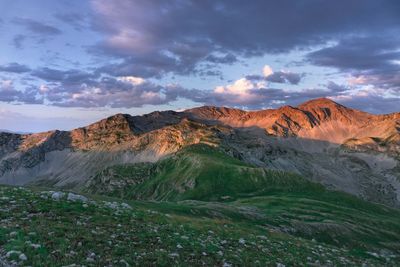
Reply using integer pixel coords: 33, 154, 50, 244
0, 97, 399, 207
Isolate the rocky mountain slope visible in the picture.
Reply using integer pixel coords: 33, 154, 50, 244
0, 98, 399, 206
187, 98, 400, 145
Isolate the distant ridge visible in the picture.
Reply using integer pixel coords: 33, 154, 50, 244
0, 129, 31, 135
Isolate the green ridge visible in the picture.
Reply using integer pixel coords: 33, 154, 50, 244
86, 144, 323, 201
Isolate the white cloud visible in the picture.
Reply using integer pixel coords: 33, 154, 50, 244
0, 80, 13, 90
214, 78, 263, 96
263, 65, 273, 77
118, 76, 146, 85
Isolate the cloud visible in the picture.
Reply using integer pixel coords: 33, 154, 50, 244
33, 76, 181, 108
325, 81, 349, 93
12, 34, 27, 49
2, 1, 400, 114
31, 67, 98, 84
13, 18, 62, 35
1, 70, 398, 114
54, 12, 87, 31
0, 63, 31, 73
263, 65, 273, 77
205, 53, 237, 64
0, 80, 24, 102
0, 80, 43, 104
330, 89, 400, 114
0, 80, 20, 102
307, 36, 400, 93
88, 0, 400, 79
193, 77, 327, 108
307, 37, 400, 72
247, 65, 304, 85
347, 72, 400, 95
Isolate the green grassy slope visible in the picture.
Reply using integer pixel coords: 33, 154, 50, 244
86, 144, 324, 201
1, 186, 400, 266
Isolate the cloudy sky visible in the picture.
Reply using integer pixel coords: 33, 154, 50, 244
0, 0, 399, 132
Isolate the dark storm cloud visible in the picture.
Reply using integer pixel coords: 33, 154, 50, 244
13, 18, 62, 35
90, 0, 400, 78
0, 63, 31, 73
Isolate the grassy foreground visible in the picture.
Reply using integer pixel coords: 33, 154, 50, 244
1, 185, 400, 266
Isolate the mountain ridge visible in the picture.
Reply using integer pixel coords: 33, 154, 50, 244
0, 97, 399, 207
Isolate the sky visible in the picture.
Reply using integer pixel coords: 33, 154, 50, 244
0, 0, 399, 132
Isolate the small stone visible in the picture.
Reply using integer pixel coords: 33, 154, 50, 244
19, 253, 27, 261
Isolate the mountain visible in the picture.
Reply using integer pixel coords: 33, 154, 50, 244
187, 97, 399, 145
0, 129, 31, 135
0, 98, 399, 207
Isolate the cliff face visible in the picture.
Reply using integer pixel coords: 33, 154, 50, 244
0, 98, 399, 206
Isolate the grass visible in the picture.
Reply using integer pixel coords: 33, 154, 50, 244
1, 186, 399, 266
1, 144, 400, 266
86, 144, 324, 201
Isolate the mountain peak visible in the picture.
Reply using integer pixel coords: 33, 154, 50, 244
297, 97, 343, 109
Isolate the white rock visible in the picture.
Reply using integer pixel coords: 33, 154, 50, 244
9, 231, 17, 237
19, 253, 27, 261
26, 241, 41, 249
104, 201, 119, 209
121, 203, 132, 209
51, 192, 65, 201
6, 250, 21, 258
67, 193, 88, 202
